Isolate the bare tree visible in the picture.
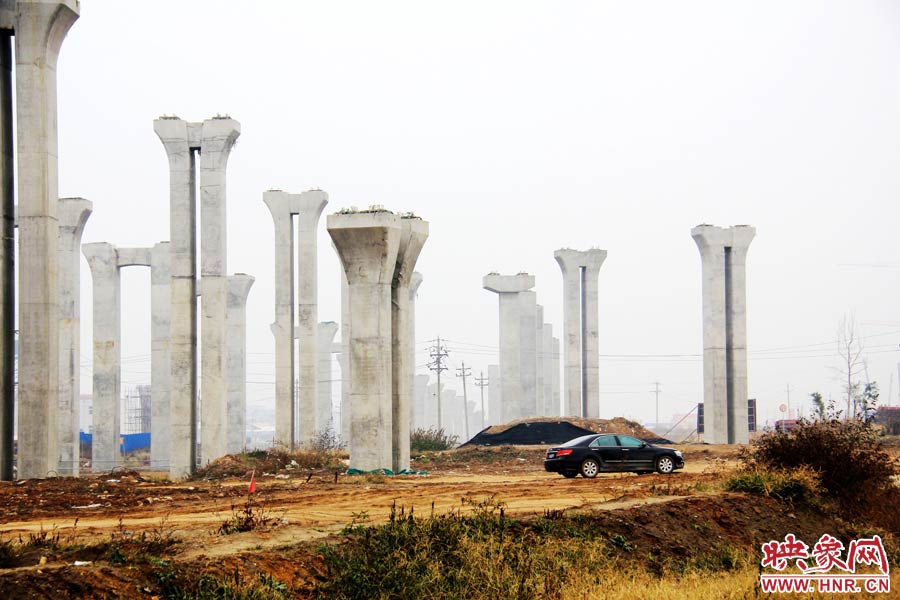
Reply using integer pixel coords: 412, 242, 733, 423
834, 314, 866, 418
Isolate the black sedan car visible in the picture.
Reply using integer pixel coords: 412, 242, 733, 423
544, 433, 684, 478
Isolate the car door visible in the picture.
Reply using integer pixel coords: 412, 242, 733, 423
616, 435, 655, 470
588, 435, 623, 469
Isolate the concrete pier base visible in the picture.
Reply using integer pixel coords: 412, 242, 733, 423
554, 249, 607, 418
150, 243, 171, 469
57, 198, 91, 475
82, 243, 121, 472
328, 210, 401, 471
13, 0, 80, 480
391, 218, 428, 472
483, 273, 535, 423
226, 274, 254, 454
692, 225, 755, 445
263, 190, 328, 450
199, 118, 240, 466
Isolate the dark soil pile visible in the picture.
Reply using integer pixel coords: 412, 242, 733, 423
465, 417, 671, 446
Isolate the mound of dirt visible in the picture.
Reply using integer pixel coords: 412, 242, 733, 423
465, 417, 669, 446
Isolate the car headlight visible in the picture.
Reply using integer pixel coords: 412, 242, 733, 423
674, 450, 683, 458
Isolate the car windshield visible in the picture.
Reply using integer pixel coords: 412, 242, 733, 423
560, 434, 597, 448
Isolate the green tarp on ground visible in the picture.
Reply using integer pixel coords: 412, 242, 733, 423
345, 468, 429, 476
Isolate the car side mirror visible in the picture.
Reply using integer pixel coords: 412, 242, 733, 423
640, 442, 647, 447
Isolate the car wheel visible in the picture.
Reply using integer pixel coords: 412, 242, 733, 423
562, 472, 577, 479
655, 455, 675, 474
580, 458, 600, 479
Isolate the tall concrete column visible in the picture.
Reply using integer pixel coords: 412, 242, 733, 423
551, 336, 560, 416
57, 197, 91, 475
554, 249, 606, 418
198, 117, 239, 466
0, 29, 11, 481
336, 347, 348, 443
541, 323, 554, 416
483, 273, 534, 423
150, 242, 171, 469
338, 243, 351, 444
295, 191, 327, 446
519, 290, 538, 418
391, 217, 428, 472
408, 272, 423, 428
555, 250, 582, 417
226, 274, 254, 455
487, 364, 501, 425
82, 243, 120, 473
317, 321, 339, 433
13, 0, 79, 479
534, 304, 545, 416
154, 117, 201, 479
263, 191, 295, 450
692, 224, 755, 445
582, 253, 605, 418
328, 210, 401, 471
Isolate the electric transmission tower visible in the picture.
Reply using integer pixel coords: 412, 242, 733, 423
456, 361, 472, 440
427, 336, 449, 429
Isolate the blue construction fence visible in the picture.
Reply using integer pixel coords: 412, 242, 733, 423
80, 432, 151, 454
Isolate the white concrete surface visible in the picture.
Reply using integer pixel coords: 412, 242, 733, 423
14, 0, 79, 479
57, 197, 91, 475
553, 248, 606, 417
692, 224, 755, 445
199, 118, 240, 466
154, 117, 201, 479
82, 242, 120, 472
328, 210, 401, 471
226, 274, 254, 454
150, 242, 171, 469
391, 218, 428, 472
483, 273, 534, 423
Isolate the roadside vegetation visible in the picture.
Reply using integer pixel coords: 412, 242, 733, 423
409, 427, 458, 452
314, 497, 761, 600
727, 398, 900, 535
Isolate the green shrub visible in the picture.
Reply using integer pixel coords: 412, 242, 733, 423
410, 427, 458, 452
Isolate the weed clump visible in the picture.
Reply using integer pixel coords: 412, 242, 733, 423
725, 466, 821, 502
218, 499, 280, 535
410, 427, 458, 452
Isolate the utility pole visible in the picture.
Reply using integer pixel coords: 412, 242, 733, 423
786, 383, 791, 419
427, 336, 449, 429
474, 370, 488, 430
652, 381, 660, 427
456, 361, 472, 440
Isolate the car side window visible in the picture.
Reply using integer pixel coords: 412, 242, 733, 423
617, 435, 644, 448
590, 436, 618, 448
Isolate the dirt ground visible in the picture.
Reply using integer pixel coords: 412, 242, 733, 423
0, 443, 880, 598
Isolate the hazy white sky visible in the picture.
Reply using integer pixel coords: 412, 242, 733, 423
51, 0, 900, 430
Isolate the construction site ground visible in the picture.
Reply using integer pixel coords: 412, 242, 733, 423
0, 443, 896, 598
